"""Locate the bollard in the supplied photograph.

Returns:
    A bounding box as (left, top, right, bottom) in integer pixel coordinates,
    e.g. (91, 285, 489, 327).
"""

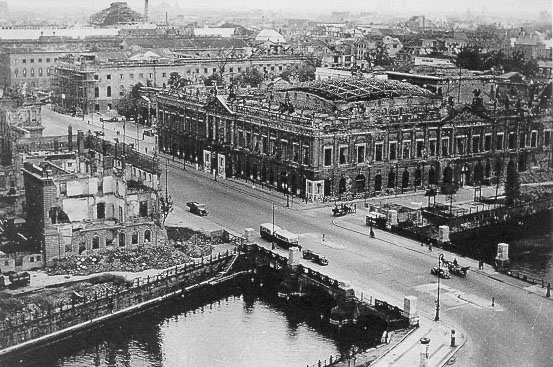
(547, 283, 551, 298)
(450, 329, 456, 347)
(492, 297, 495, 307)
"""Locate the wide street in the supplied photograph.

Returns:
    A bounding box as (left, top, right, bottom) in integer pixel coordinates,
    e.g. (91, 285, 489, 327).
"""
(165, 160, 553, 367)
(44, 111, 553, 367)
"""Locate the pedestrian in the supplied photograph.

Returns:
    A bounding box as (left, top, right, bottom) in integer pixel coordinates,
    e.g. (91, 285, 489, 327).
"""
(353, 203, 357, 213)
(429, 242, 433, 252)
(370, 228, 375, 238)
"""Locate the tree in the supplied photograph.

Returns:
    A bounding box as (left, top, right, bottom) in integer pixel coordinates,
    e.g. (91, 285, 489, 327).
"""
(159, 195, 173, 226)
(116, 82, 143, 120)
(279, 61, 316, 83)
(505, 159, 521, 206)
(233, 68, 264, 87)
(204, 73, 223, 86)
(456, 46, 483, 70)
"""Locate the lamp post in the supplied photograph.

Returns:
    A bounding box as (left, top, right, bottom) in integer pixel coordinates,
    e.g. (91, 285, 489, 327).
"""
(435, 253, 443, 321)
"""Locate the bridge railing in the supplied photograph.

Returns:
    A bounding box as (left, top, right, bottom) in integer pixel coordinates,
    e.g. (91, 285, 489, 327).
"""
(0, 249, 238, 350)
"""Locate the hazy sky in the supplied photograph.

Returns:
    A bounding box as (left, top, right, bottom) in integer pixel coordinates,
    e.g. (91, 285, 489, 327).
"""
(8, 0, 552, 15)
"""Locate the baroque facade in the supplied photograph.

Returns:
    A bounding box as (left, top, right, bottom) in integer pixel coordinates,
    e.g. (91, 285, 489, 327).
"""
(147, 77, 553, 201)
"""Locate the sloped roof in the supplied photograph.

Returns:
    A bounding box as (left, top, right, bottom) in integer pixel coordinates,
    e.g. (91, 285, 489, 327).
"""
(255, 29, 286, 43)
(284, 77, 434, 102)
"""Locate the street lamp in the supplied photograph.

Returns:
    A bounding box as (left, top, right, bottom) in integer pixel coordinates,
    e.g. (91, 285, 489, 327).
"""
(435, 253, 443, 321)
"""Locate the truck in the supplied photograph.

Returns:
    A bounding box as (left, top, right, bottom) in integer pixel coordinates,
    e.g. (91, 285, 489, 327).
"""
(186, 201, 208, 216)
(302, 249, 329, 266)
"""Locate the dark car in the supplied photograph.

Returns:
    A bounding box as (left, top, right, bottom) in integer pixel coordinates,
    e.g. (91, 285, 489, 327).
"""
(430, 267, 450, 279)
(302, 249, 329, 266)
(186, 201, 208, 216)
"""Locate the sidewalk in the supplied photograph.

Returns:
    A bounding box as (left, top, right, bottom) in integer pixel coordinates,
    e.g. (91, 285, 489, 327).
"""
(371, 317, 463, 367)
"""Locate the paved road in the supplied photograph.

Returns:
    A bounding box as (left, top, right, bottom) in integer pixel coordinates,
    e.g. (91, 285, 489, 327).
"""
(41, 111, 553, 367)
(165, 163, 553, 367)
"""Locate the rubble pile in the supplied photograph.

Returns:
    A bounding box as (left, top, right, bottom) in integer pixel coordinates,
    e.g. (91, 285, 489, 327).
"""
(46, 240, 212, 276)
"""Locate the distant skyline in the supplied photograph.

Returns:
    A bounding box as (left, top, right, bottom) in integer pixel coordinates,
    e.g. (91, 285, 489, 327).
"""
(7, 0, 552, 17)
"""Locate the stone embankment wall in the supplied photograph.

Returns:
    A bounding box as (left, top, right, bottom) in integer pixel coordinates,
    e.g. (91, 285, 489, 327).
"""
(0, 249, 238, 356)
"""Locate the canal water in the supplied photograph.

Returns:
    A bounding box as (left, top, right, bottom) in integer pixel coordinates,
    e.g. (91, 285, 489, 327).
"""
(7, 278, 382, 367)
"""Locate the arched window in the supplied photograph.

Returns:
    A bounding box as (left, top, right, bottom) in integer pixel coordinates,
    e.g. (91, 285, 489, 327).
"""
(414, 168, 422, 187)
(428, 167, 437, 185)
(14, 68, 18, 76)
(22, 68, 26, 77)
(107, 86, 112, 97)
(144, 230, 151, 243)
(132, 232, 139, 245)
(374, 174, 382, 191)
(387, 170, 395, 189)
(355, 174, 365, 193)
(339, 177, 347, 194)
(30, 68, 34, 76)
(443, 166, 453, 184)
(38, 68, 42, 76)
(402, 170, 410, 189)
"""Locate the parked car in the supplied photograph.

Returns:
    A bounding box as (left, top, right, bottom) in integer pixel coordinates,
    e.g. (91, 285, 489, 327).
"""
(302, 249, 329, 266)
(430, 267, 450, 279)
(8, 271, 30, 289)
(186, 201, 208, 216)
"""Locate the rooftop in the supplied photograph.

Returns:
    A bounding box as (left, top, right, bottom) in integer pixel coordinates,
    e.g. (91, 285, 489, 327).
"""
(284, 77, 434, 102)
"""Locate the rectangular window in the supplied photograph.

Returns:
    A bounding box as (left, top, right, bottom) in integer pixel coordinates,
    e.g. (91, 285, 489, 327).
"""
(204, 68, 208, 74)
(94, 74, 99, 80)
(508, 133, 516, 149)
(38, 58, 42, 62)
(496, 133, 504, 150)
(356, 145, 365, 163)
(139, 73, 143, 79)
(375, 143, 383, 162)
(120, 74, 124, 79)
(429, 139, 436, 156)
(46, 58, 50, 62)
(162, 72, 166, 77)
(519, 133, 526, 148)
(229, 67, 233, 72)
(339, 146, 347, 164)
(30, 58, 34, 63)
(472, 136, 480, 153)
(389, 142, 397, 160)
(22, 59, 26, 63)
(416, 140, 424, 158)
(531, 131, 537, 147)
(456, 137, 465, 155)
(324, 147, 332, 166)
(129, 73, 134, 79)
(402, 141, 411, 159)
(545, 130, 552, 147)
(107, 74, 111, 80)
(97, 203, 105, 219)
(60, 182, 67, 195)
(484, 134, 492, 151)
(441, 138, 449, 156)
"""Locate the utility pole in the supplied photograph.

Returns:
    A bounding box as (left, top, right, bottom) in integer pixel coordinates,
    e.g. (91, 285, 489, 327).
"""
(435, 254, 443, 321)
(165, 157, 169, 199)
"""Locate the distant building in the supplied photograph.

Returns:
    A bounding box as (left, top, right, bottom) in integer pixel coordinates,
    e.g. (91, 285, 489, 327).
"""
(53, 51, 305, 114)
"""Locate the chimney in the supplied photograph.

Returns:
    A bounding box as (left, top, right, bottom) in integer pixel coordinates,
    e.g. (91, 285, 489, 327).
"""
(144, 0, 149, 20)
